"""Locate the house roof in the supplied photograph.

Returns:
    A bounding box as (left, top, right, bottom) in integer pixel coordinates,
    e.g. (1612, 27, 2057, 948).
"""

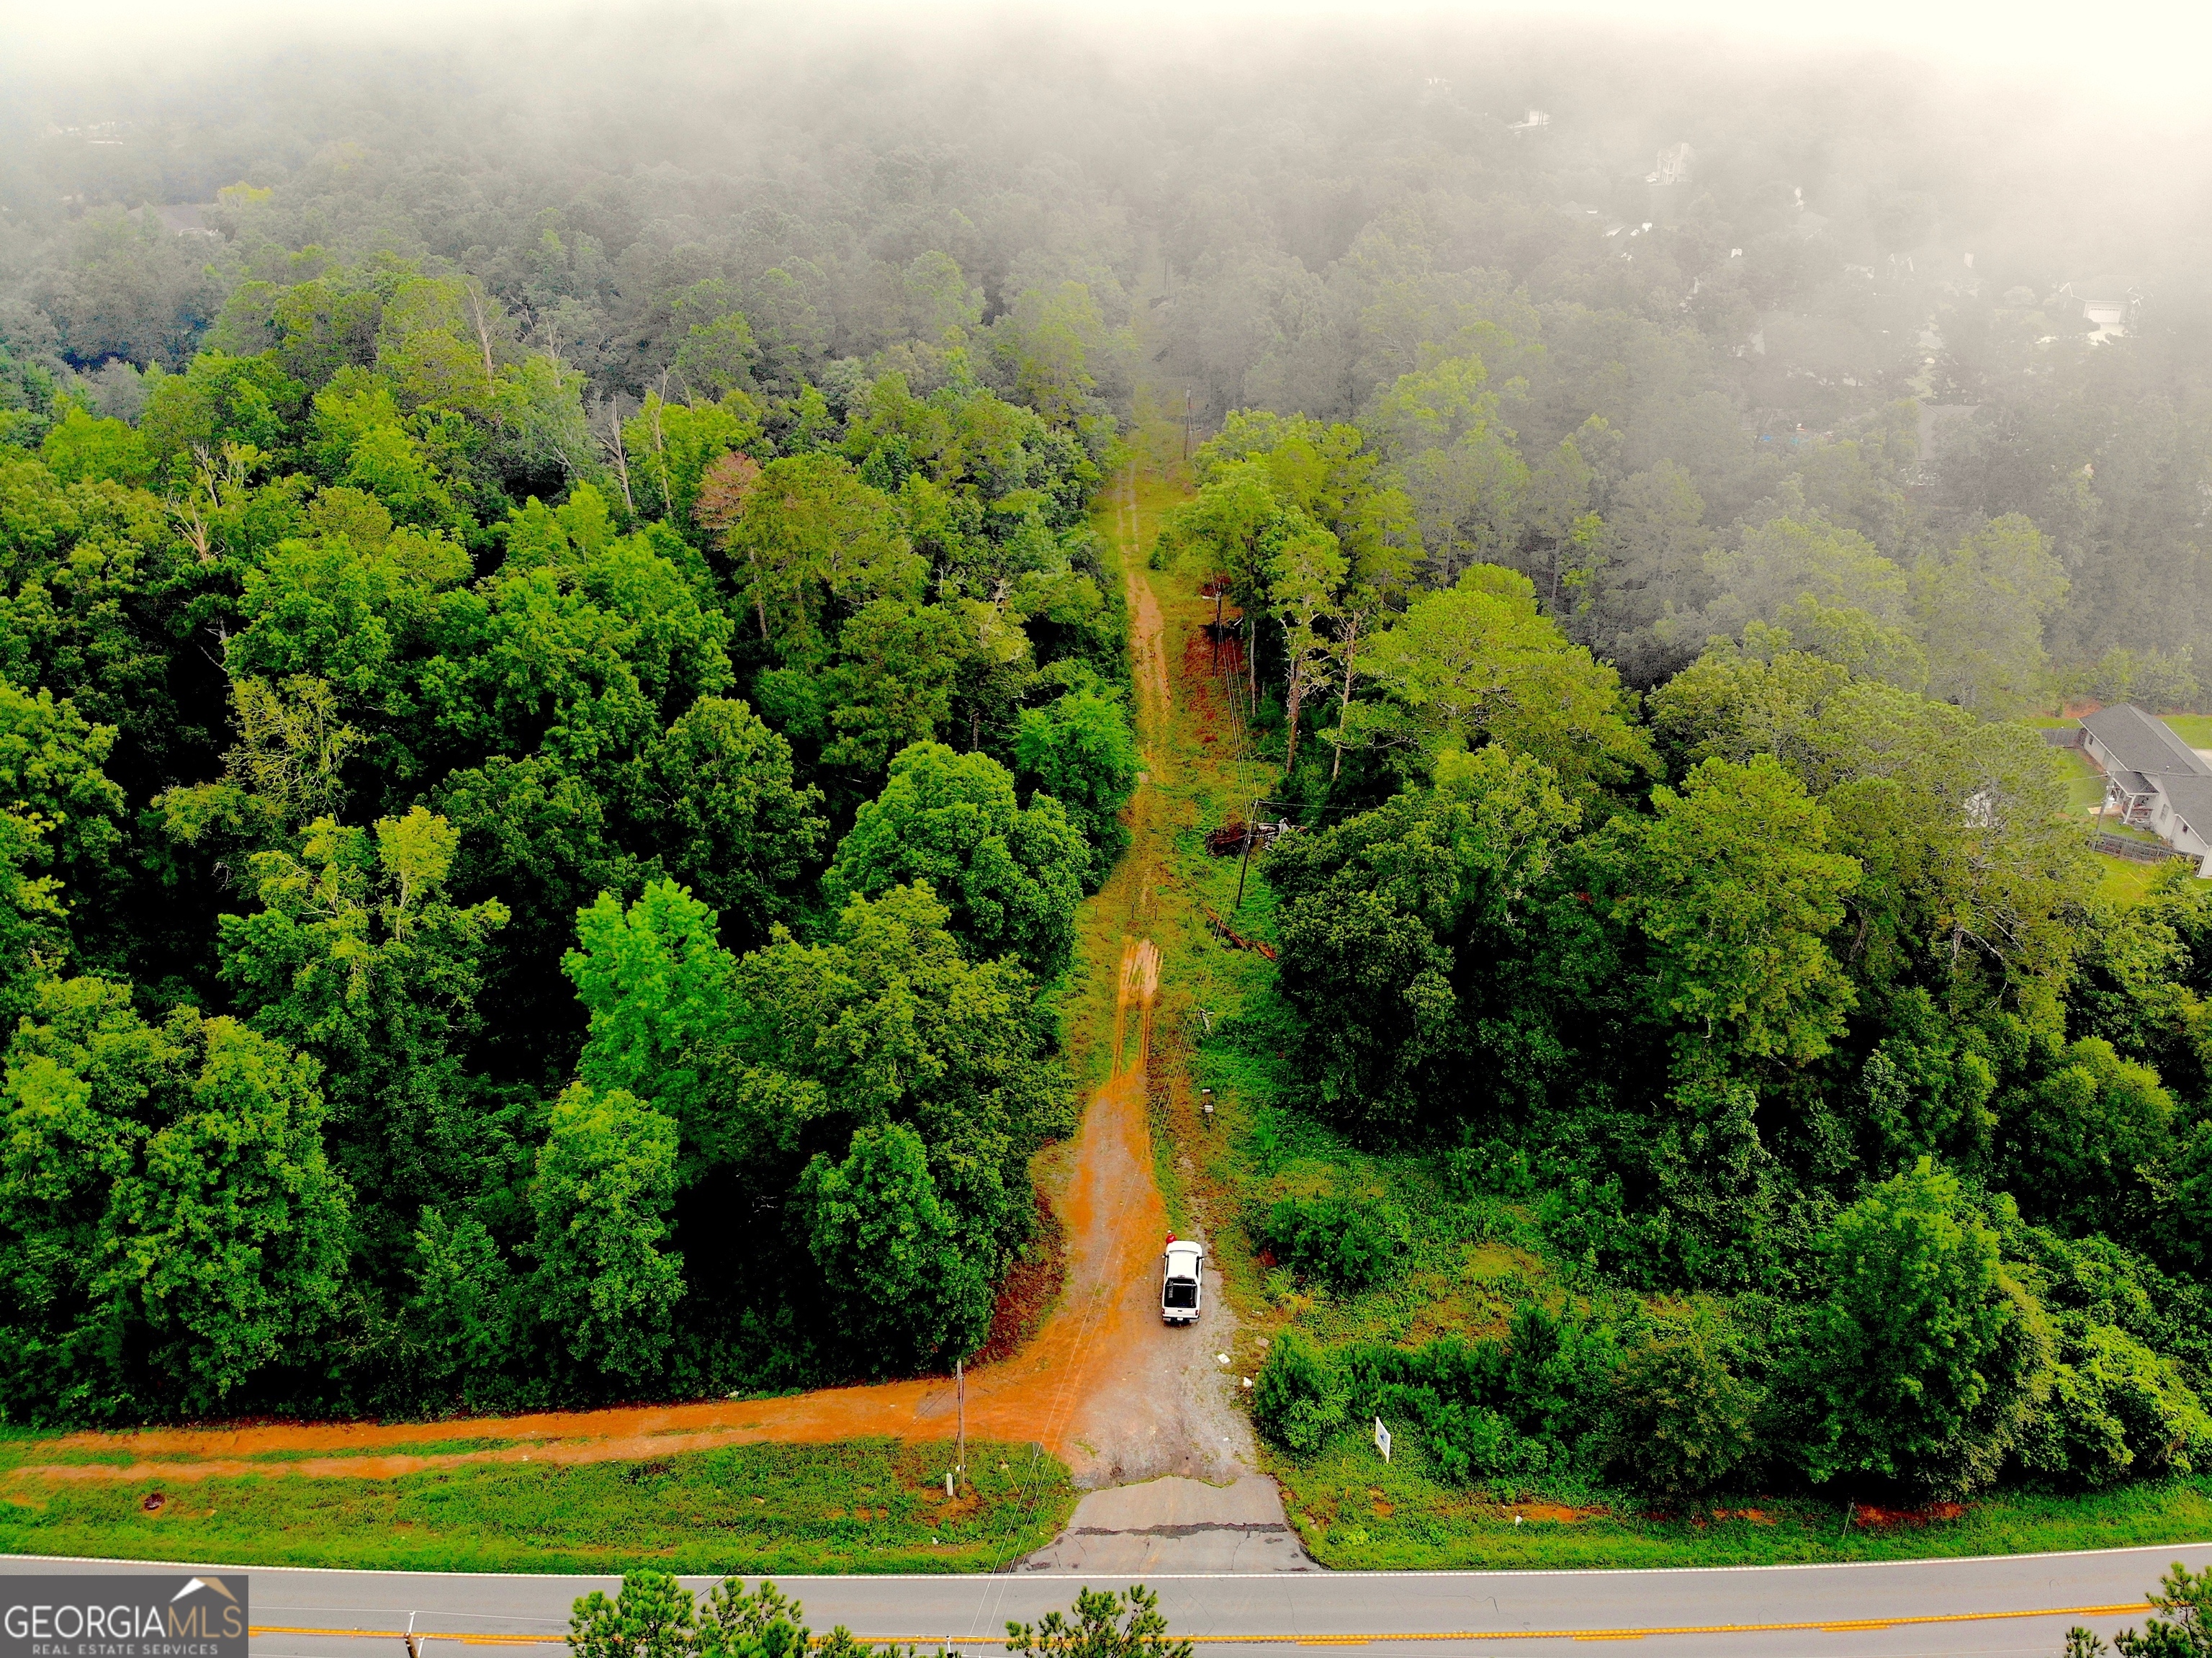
(2081, 704, 2212, 779)
(2110, 767, 2154, 797)
(2160, 774, 2212, 841)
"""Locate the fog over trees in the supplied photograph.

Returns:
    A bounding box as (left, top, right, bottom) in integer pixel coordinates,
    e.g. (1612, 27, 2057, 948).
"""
(1, 13, 2211, 1507)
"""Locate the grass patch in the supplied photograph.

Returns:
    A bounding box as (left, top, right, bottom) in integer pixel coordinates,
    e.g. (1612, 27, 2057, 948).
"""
(2098, 853, 2168, 906)
(2056, 748, 2107, 814)
(0, 1438, 1074, 1574)
(2164, 714, 2212, 749)
(1275, 1436, 2212, 1569)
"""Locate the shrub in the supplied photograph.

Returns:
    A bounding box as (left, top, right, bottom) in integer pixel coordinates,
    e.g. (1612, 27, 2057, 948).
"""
(1258, 1192, 1409, 1293)
(1793, 1157, 2045, 1497)
(1252, 1328, 1346, 1453)
(2019, 1319, 2211, 1487)
(1606, 1315, 1761, 1497)
(1336, 1307, 1621, 1490)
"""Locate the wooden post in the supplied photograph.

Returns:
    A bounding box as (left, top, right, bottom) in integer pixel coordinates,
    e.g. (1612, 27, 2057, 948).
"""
(1233, 797, 1259, 912)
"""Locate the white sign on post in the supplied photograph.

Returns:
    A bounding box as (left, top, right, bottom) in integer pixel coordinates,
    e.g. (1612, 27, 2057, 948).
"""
(1374, 1417, 1391, 1463)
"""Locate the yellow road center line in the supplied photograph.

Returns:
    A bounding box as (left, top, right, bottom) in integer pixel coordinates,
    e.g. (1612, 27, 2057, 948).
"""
(251, 1601, 2154, 1647)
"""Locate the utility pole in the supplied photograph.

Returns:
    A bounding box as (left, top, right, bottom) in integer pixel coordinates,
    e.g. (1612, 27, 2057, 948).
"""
(1233, 796, 1259, 912)
(1210, 584, 1224, 672)
(1183, 387, 1192, 466)
(956, 1358, 966, 1483)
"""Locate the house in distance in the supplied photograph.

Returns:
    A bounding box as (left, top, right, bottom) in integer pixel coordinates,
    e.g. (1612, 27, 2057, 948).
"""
(2074, 703, 2212, 875)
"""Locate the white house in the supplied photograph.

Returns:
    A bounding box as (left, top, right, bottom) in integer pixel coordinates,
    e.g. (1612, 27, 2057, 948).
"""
(2078, 703, 2212, 875)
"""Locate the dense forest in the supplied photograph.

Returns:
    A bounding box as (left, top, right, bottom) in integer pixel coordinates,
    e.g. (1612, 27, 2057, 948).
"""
(1, 19, 2210, 1510)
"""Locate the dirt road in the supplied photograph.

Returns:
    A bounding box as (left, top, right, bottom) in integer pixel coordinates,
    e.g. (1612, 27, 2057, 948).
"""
(14, 471, 1254, 1499)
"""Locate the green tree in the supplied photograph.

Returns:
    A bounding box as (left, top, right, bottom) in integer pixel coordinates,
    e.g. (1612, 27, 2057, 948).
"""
(405, 1207, 519, 1389)
(1590, 458, 1710, 644)
(158, 675, 366, 856)
(138, 352, 303, 475)
(632, 696, 825, 943)
(39, 405, 151, 488)
(1646, 653, 2096, 1014)
(1197, 409, 1416, 594)
(1700, 515, 1909, 640)
(2020, 1319, 2209, 1487)
(1341, 566, 1655, 800)
(2110, 1561, 2212, 1657)
(217, 809, 511, 1271)
(1007, 1585, 1192, 1658)
(1251, 1327, 1347, 1454)
(1598, 754, 1859, 1062)
(825, 742, 1088, 974)
(697, 1578, 818, 1658)
(737, 884, 1074, 1270)
(1266, 746, 1579, 1126)
(1375, 354, 1530, 583)
(1155, 458, 1286, 619)
(1795, 1159, 2044, 1495)
(796, 1120, 992, 1374)
(724, 455, 920, 663)
(1607, 1312, 1761, 1498)
(0, 976, 350, 1419)
(622, 391, 764, 525)
(1013, 671, 1139, 870)
(0, 675, 126, 931)
(567, 1569, 696, 1658)
(531, 1084, 684, 1383)
(1915, 515, 2069, 717)
(0, 806, 68, 1021)
(1267, 514, 1346, 770)
(1998, 1038, 2175, 1234)
(565, 880, 743, 1186)
(817, 600, 970, 772)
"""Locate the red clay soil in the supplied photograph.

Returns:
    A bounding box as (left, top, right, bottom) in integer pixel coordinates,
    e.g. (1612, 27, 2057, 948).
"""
(20, 1021, 1166, 1486)
(1852, 1502, 1969, 1528)
(12, 508, 1201, 1495)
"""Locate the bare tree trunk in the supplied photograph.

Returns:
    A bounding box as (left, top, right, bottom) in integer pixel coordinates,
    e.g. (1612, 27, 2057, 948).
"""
(600, 398, 637, 516)
(1331, 612, 1360, 782)
(465, 283, 497, 395)
(652, 372, 674, 512)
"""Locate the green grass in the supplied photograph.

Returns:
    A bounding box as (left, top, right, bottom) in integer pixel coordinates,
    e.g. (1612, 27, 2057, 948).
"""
(2056, 749, 2107, 814)
(2098, 854, 2167, 906)
(0, 1438, 1074, 1574)
(1276, 1437, 2212, 1569)
(2164, 714, 2212, 749)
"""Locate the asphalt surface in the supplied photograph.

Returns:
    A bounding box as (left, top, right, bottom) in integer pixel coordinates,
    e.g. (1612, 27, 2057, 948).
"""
(1016, 1475, 1313, 1574)
(11, 1540, 2212, 1656)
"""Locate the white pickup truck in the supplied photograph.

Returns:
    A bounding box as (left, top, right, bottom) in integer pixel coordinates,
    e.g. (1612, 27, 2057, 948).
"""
(1161, 1237, 1204, 1325)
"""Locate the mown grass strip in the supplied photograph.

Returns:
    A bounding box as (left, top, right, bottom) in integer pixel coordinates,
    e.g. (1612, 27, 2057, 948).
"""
(0, 1437, 1074, 1575)
(1275, 1438, 2212, 1570)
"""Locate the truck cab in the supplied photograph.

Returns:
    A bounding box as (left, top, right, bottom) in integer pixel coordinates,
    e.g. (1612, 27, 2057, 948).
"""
(1161, 1237, 1204, 1325)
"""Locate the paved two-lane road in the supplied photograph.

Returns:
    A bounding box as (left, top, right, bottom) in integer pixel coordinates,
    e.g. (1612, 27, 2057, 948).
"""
(11, 1542, 2212, 1655)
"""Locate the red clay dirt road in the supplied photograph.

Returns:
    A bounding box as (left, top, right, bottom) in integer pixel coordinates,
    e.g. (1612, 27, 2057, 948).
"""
(13, 480, 1252, 1495)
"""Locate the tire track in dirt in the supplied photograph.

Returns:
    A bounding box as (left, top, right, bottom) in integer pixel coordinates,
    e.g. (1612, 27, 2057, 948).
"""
(9, 470, 1232, 1496)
